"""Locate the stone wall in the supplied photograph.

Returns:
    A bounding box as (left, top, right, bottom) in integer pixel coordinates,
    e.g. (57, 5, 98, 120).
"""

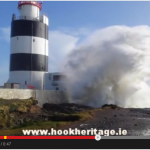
(0, 89, 69, 107)
(35, 90, 70, 106)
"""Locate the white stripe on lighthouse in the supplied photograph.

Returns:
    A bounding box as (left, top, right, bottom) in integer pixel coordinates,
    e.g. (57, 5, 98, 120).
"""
(10, 36, 48, 56)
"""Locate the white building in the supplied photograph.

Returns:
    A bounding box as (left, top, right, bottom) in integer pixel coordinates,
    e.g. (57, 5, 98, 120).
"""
(44, 72, 66, 91)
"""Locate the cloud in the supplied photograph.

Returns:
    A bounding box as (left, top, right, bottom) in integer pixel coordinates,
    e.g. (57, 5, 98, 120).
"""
(0, 27, 10, 42)
(58, 27, 92, 37)
(0, 27, 10, 85)
(0, 61, 9, 85)
(49, 30, 79, 72)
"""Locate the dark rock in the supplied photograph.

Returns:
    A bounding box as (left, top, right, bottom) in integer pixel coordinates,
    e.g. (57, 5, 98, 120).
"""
(48, 115, 80, 121)
(101, 104, 120, 109)
(32, 100, 38, 105)
(43, 103, 93, 114)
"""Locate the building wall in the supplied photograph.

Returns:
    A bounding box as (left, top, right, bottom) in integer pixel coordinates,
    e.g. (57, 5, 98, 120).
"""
(35, 90, 69, 106)
(0, 89, 69, 107)
(0, 89, 35, 100)
(44, 72, 66, 91)
(9, 71, 46, 89)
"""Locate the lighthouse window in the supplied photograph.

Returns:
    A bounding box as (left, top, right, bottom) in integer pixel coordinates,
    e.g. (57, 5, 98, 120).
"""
(53, 75, 61, 81)
(56, 88, 59, 90)
(17, 37, 18, 40)
(33, 39, 35, 42)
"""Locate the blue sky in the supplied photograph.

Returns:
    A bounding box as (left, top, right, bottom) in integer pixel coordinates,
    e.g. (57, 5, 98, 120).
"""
(0, 1, 150, 85)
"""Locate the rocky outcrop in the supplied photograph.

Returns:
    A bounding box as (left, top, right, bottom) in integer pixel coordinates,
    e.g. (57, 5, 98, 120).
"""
(101, 104, 121, 109)
(0, 99, 94, 130)
(43, 103, 93, 114)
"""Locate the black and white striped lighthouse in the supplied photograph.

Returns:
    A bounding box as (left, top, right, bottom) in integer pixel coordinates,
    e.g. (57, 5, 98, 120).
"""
(8, 1, 49, 89)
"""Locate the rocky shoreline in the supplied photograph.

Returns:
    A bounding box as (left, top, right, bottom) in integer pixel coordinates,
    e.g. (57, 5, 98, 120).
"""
(0, 98, 150, 136)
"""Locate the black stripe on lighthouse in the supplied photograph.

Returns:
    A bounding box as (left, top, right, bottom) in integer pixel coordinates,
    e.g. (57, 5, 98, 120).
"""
(11, 20, 48, 40)
(10, 53, 48, 71)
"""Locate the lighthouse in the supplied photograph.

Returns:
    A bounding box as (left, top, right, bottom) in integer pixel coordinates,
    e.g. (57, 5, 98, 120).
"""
(8, 1, 49, 89)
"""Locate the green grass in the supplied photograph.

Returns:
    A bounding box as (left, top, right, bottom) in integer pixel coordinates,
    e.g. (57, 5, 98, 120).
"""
(0, 121, 67, 136)
(0, 109, 101, 136)
(0, 98, 102, 136)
